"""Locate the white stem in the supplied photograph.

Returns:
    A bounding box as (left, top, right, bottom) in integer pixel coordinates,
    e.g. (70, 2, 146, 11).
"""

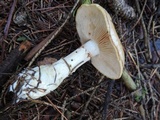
(10, 40, 99, 102)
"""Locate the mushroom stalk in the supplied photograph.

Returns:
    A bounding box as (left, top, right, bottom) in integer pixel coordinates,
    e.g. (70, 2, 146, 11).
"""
(10, 40, 99, 102)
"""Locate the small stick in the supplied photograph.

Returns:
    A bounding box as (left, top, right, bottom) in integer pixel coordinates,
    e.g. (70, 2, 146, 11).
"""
(79, 76, 104, 120)
(102, 79, 115, 120)
(67, 86, 102, 102)
(45, 96, 68, 120)
(4, 0, 17, 39)
(143, 72, 157, 120)
(135, 0, 152, 61)
(140, 64, 160, 68)
(110, 103, 141, 119)
(155, 72, 160, 80)
(0, 0, 17, 61)
(61, 100, 67, 120)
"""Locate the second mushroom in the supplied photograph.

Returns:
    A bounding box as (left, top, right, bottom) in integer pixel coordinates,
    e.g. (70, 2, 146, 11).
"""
(9, 4, 125, 103)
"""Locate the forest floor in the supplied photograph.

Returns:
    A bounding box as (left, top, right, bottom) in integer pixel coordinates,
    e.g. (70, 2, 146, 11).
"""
(0, 0, 160, 120)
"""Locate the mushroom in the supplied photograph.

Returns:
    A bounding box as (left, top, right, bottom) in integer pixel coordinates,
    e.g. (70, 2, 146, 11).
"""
(9, 4, 124, 103)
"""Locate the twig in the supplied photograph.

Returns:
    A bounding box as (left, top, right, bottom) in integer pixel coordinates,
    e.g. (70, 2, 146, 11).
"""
(67, 84, 102, 102)
(33, 104, 40, 120)
(0, 0, 17, 62)
(143, 72, 157, 120)
(133, 32, 141, 82)
(24, 6, 38, 41)
(79, 76, 104, 120)
(29, 99, 72, 113)
(4, 0, 17, 39)
(139, 104, 146, 120)
(41, 40, 76, 56)
(155, 72, 160, 80)
(135, 0, 152, 61)
(155, 102, 160, 120)
(148, 81, 156, 120)
(110, 103, 141, 119)
(61, 100, 67, 120)
(102, 79, 115, 120)
(152, 20, 160, 61)
(29, 98, 80, 116)
(25, 0, 81, 67)
(45, 96, 68, 120)
(111, 88, 142, 104)
(140, 63, 160, 68)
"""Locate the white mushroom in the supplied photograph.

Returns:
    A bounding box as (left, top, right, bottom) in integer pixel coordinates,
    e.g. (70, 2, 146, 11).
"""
(9, 4, 125, 103)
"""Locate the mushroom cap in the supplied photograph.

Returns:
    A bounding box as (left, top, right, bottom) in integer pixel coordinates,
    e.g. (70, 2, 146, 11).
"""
(76, 4, 125, 79)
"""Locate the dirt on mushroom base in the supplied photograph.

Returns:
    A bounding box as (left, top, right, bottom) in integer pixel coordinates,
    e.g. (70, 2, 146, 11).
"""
(0, 0, 160, 120)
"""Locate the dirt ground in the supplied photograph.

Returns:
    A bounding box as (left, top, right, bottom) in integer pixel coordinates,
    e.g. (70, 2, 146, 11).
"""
(0, 0, 160, 120)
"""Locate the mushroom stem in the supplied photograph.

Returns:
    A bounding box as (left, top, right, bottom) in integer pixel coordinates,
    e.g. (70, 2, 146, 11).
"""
(10, 40, 99, 102)
(63, 39, 99, 73)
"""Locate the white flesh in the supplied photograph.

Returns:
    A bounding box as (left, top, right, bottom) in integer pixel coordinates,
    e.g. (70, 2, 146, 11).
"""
(10, 40, 99, 102)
